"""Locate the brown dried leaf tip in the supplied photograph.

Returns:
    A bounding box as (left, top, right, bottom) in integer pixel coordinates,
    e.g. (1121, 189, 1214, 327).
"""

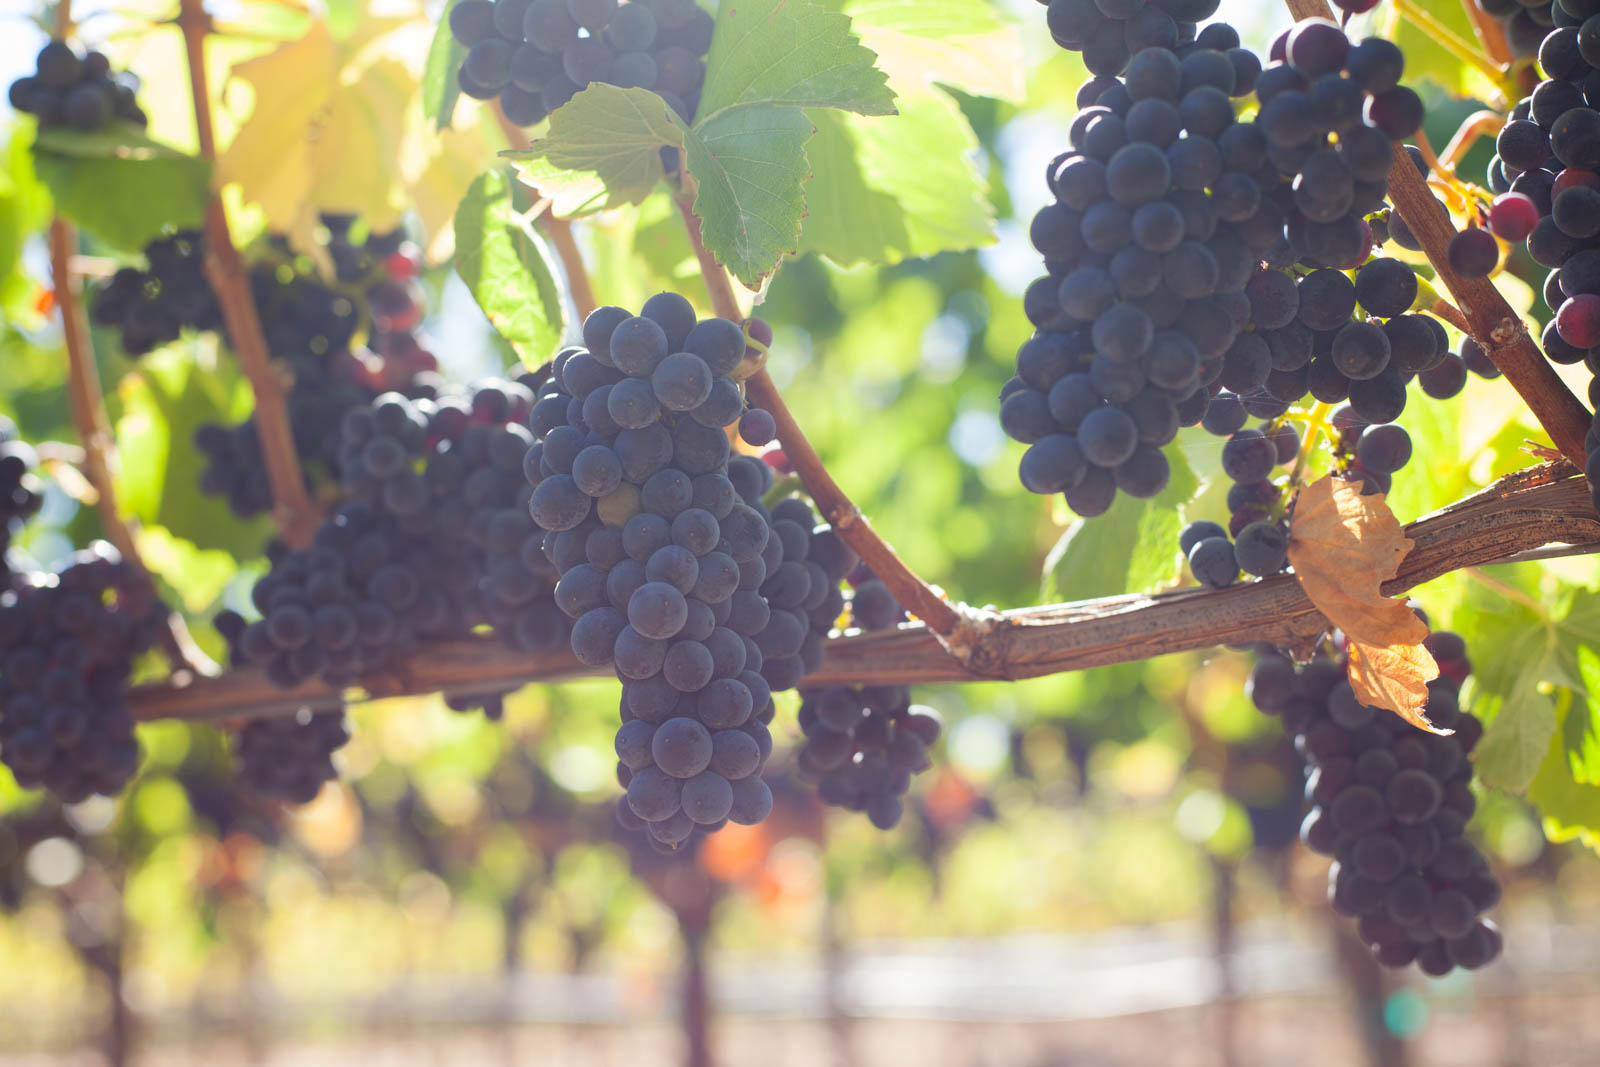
(1286, 475, 1445, 732)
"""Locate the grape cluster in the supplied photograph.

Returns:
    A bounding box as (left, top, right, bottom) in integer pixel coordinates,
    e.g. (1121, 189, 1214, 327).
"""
(1008, 35, 1268, 517)
(1248, 627, 1503, 975)
(1010, 16, 1452, 521)
(213, 610, 349, 804)
(7, 41, 146, 131)
(449, 0, 714, 126)
(1040, 0, 1228, 78)
(796, 574, 943, 830)
(177, 221, 438, 519)
(0, 418, 43, 580)
(1475, 0, 1562, 58)
(231, 379, 567, 694)
(93, 231, 223, 357)
(0, 545, 164, 802)
(1487, 38, 1600, 374)
(321, 217, 442, 392)
(525, 296, 793, 847)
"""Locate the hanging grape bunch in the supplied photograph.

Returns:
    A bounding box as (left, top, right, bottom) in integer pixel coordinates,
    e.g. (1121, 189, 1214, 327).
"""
(795, 571, 943, 830)
(448, 0, 715, 126)
(0, 544, 165, 803)
(213, 610, 351, 805)
(93, 231, 223, 357)
(322, 217, 442, 392)
(183, 221, 437, 519)
(524, 295, 787, 848)
(7, 41, 147, 131)
(230, 378, 567, 695)
(1249, 625, 1502, 976)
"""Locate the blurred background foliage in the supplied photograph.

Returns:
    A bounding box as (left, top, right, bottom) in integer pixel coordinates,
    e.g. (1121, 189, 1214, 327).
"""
(1, 0, 1600, 1064)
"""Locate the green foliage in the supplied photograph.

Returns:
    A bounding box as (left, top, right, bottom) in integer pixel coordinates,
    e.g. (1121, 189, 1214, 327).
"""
(31, 125, 209, 252)
(1470, 584, 1600, 793)
(453, 168, 567, 368)
(799, 0, 1020, 266)
(510, 85, 690, 215)
(512, 0, 897, 286)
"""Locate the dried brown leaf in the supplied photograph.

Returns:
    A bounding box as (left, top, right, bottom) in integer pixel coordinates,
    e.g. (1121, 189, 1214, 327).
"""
(1348, 641, 1446, 734)
(1287, 475, 1442, 729)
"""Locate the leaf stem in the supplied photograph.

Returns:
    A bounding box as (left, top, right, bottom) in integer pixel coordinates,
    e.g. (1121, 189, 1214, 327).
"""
(490, 101, 597, 320)
(177, 0, 319, 548)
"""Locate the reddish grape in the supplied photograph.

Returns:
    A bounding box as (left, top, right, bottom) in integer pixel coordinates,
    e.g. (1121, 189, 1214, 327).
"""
(1553, 168, 1600, 197)
(1488, 192, 1539, 242)
(1557, 294, 1600, 348)
(384, 250, 420, 281)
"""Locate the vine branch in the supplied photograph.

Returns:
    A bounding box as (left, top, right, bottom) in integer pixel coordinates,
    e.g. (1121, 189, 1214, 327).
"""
(176, 0, 318, 548)
(491, 103, 597, 321)
(126, 463, 1600, 722)
(45, 7, 215, 678)
(1290, 0, 1592, 469)
(671, 196, 965, 637)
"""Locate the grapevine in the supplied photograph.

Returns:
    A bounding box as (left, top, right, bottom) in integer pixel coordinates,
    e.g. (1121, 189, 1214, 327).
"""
(8, 0, 1600, 1016)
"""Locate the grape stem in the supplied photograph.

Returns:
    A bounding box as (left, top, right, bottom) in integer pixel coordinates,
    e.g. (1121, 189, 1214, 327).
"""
(672, 194, 966, 638)
(490, 101, 597, 320)
(1287, 401, 1333, 493)
(176, 0, 320, 549)
(125, 467, 1600, 722)
(1458, 0, 1512, 68)
(46, 3, 218, 680)
(1386, 142, 1593, 467)
(1438, 110, 1506, 179)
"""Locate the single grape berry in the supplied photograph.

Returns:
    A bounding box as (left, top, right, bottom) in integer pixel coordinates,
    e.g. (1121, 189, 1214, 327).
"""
(1447, 228, 1498, 279)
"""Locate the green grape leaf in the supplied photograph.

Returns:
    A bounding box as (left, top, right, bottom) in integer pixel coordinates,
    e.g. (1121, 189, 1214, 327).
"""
(1041, 450, 1199, 604)
(1568, 648, 1600, 785)
(1530, 698, 1600, 854)
(1475, 689, 1559, 794)
(423, 0, 468, 132)
(1470, 589, 1600, 792)
(507, 84, 688, 216)
(114, 349, 275, 560)
(514, 0, 898, 287)
(697, 0, 895, 119)
(32, 140, 210, 252)
(796, 0, 1017, 268)
(680, 107, 816, 288)
(800, 91, 992, 266)
(454, 168, 567, 369)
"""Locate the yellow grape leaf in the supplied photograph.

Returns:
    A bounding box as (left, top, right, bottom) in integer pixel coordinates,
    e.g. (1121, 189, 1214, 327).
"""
(217, 17, 423, 240)
(1286, 475, 1443, 730)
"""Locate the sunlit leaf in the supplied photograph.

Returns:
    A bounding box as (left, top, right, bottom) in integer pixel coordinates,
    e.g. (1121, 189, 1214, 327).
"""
(453, 168, 567, 369)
